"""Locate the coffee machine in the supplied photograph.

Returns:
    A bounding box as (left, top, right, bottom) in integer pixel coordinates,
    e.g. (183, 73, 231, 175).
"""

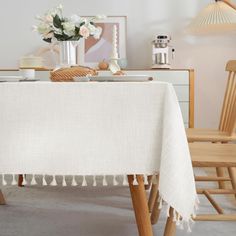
(151, 35, 175, 69)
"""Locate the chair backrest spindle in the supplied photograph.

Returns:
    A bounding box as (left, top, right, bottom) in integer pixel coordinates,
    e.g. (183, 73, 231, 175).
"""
(219, 61, 236, 135)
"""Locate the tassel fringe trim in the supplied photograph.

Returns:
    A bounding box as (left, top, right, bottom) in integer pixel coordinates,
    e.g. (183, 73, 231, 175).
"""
(157, 194, 199, 233)
(0, 173, 198, 232)
(0, 174, 153, 187)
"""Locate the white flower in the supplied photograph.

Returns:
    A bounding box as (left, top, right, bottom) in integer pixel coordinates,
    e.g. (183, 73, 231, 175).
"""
(70, 14, 82, 24)
(70, 14, 84, 28)
(62, 21, 75, 36)
(94, 14, 107, 20)
(37, 22, 51, 34)
(57, 4, 63, 11)
(79, 25, 90, 39)
(93, 26, 102, 39)
(46, 9, 57, 17)
(87, 23, 97, 34)
(47, 4, 62, 17)
(80, 17, 87, 24)
(43, 15, 53, 24)
(35, 6, 104, 42)
(54, 28, 63, 35)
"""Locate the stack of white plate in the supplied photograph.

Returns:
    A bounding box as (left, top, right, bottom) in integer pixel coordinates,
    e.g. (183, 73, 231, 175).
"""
(0, 76, 39, 82)
(73, 75, 153, 82)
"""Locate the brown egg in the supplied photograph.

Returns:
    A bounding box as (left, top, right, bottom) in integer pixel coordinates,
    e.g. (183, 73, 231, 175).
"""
(98, 60, 109, 70)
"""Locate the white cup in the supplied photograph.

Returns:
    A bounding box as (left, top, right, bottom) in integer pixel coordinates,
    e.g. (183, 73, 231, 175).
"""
(20, 69, 35, 80)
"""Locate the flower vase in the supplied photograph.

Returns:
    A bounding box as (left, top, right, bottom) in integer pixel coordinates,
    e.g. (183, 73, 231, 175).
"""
(59, 41, 78, 67)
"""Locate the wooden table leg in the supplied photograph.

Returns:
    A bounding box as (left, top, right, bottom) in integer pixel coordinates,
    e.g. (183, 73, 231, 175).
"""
(164, 207, 176, 236)
(144, 175, 153, 190)
(0, 189, 6, 205)
(18, 174, 24, 187)
(148, 183, 158, 213)
(151, 191, 161, 225)
(128, 175, 153, 236)
(148, 175, 159, 213)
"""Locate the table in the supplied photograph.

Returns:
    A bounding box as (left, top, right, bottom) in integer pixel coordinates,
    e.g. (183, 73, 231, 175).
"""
(0, 81, 197, 235)
(0, 68, 195, 128)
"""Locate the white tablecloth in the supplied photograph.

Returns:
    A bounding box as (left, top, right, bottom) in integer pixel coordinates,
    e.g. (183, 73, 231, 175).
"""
(0, 81, 197, 225)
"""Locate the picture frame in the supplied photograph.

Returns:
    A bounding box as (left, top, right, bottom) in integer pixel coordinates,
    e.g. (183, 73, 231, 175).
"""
(77, 16, 127, 68)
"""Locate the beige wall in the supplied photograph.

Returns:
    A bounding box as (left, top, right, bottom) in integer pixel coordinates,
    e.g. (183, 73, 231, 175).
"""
(0, 0, 235, 128)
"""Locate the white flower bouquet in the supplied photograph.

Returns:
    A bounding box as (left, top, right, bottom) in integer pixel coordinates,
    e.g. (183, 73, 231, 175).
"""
(33, 4, 106, 43)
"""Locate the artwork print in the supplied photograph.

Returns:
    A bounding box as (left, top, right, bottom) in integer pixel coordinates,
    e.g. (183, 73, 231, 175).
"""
(77, 16, 126, 67)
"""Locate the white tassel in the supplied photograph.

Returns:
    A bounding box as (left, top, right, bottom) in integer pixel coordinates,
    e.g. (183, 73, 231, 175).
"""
(151, 175, 158, 184)
(122, 175, 129, 186)
(22, 175, 27, 185)
(166, 204, 170, 217)
(176, 213, 181, 226)
(195, 197, 200, 211)
(92, 175, 97, 186)
(179, 221, 184, 230)
(12, 174, 17, 185)
(42, 175, 47, 186)
(144, 175, 149, 185)
(196, 196, 200, 204)
(31, 175, 37, 185)
(102, 175, 108, 186)
(189, 218, 195, 224)
(187, 222, 192, 233)
(113, 175, 119, 186)
(71, 176, 77, 186)
(2, 174, 7, 186)
(50, 175, 57, 186)
(62, 175, 67, 186)
(173, 210, 178, 222)
(82, 176, 87, 186)
(158, 196, 163, 209)
(133, 175, 139, 185)
(187, 226, 192, 233)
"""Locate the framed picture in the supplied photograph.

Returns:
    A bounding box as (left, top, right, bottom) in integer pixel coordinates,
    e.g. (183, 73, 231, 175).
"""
(77, 16, 127, 68)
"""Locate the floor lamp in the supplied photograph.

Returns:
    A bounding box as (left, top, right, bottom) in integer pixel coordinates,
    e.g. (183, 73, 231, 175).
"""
(187, 0, 236, 34)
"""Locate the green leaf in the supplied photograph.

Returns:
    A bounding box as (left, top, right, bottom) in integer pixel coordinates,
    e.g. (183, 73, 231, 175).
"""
(43, 38, 52, 43)
(75, 26, 80, 35)
(53, 14, 62, 28)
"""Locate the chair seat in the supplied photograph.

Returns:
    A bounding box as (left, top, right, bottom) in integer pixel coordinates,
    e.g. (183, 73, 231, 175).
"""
(190, 143, 236, 167)
(186, 128, 236, 142)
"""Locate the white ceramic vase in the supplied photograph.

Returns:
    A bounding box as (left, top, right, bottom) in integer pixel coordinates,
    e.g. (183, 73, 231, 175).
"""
(59, 41, 78, 67)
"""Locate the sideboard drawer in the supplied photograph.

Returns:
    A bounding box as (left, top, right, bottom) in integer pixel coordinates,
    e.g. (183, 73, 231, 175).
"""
(179, 102, 189, 124)
(174, 85, 189, 102)
(117, 70, 189, 85)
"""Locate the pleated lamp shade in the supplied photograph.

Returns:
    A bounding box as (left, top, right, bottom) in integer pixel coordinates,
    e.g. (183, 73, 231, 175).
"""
(187, 1, 236, 34)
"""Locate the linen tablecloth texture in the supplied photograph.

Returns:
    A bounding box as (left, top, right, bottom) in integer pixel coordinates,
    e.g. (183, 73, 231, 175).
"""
(0, 82, 197, 224)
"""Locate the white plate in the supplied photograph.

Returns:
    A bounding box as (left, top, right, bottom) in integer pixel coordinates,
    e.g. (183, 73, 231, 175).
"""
(0, 75, 24, 82)
(87, 75, 152, 82)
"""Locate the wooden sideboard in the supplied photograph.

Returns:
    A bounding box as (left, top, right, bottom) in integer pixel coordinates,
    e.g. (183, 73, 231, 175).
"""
(0, 69, 194, 128)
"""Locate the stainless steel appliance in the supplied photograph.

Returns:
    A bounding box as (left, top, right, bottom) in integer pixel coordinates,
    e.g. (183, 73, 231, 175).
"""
(151, 35, 175, 69)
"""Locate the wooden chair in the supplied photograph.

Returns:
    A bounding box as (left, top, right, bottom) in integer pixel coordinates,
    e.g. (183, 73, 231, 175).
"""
(190, 143, 236, 222)
(150, 143, 236, 235)
(186, 60, 236, 189)
(186, 60, 236, 143)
